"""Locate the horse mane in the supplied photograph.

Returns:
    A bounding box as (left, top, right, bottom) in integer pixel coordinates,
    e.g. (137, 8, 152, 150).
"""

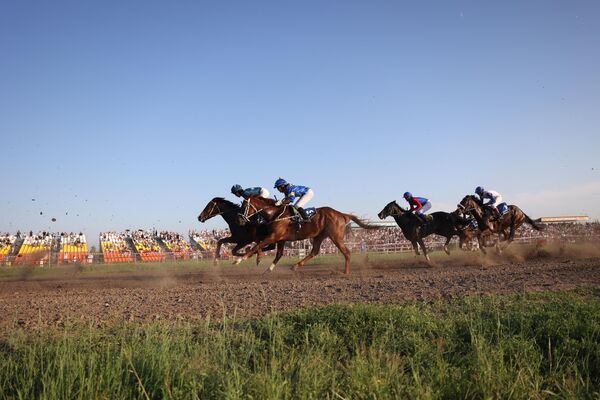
(392, 200, 409, 213)
(212, 197, 240, 209)
(243, 196, 279, 207)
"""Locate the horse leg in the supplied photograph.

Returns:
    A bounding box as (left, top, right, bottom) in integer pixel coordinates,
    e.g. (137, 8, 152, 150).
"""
(267, 241, 286, 272)
(418, 239, 431, 263)
(293, 235, 326, 272)
(411, 241, 420, 256)
(477, 235, 487, 255)
(235, 236, 277, 264)
(329, 235, 352, 274)
(443, 236, 451, 255)
(215, 237, 236, 264)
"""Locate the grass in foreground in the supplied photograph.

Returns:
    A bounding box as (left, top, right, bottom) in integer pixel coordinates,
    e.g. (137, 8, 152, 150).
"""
(1, 289, 600, 399)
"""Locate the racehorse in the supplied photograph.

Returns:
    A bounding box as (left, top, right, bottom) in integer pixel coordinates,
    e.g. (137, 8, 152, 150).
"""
(377, 201, 469, 261)
(234, 196, 380, 274)
(457, 195, 543, 251)
(197, 197, 284, 264)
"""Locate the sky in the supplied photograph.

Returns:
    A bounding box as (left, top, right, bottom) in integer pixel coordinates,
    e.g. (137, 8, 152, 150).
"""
(1, 0, 599, 246)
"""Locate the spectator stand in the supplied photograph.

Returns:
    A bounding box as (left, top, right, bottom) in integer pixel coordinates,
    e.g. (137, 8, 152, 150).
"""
(130, 230, 165, 262)
(0, 233, 17, 264)
(14, 231, 53, 265)
(100, 232, 134, 263)
(58, 232, 89, 264)
(157, 231, 194, 260)
(189, 229, 231, 258)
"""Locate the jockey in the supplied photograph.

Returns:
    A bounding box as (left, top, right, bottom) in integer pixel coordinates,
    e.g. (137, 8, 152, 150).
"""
(403, 192, 431, 221)
(475, 186, 503, 218)
(231, 184, 270, 199)
(273, 178, 314, 220)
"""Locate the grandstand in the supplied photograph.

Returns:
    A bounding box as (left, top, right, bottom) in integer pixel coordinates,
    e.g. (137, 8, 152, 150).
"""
(100, 232, 134, 263)
(0, 234, 16, 264)
(130, 230, 165, 262)
(158, 231, 193, 260)
(14, 232, 52, 265)
(58, 232, 89, 264)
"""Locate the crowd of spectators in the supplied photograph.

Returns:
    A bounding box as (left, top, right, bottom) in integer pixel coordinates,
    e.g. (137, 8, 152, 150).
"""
(159, 231, 192, 253)
(59, 232, 86, 246)
(0, 233, 15, 248)
(0, 233, 16, 254)
(131, 230, 162, 253)
(22, 231, 53, 248)
(518, 222, 600, 240)
(100, 231, 131, 254)
(189, 229, 230, 251)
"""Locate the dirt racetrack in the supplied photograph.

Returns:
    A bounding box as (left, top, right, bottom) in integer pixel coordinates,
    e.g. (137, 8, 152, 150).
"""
(1, 243, 600, 330)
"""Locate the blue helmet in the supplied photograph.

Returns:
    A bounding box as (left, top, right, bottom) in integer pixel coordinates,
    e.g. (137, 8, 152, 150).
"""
(475, 186, 484, 195)
(274, 178, 288, 188)
(403, 192, 412, 199)
(231, 184, 243, 194)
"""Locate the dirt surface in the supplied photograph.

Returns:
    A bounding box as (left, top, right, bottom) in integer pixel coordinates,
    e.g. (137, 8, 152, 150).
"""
(2, 247, 600, 330)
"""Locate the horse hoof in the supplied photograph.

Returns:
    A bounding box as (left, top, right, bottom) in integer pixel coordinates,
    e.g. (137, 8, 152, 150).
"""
(233, 258, 243, 265)
(269, 263, 276, 271)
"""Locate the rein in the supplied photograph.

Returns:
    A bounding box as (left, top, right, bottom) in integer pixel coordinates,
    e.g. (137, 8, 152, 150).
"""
(206, 200, 236, 219)
(241, 200, 296, 224)
(240, 199, 266, 223)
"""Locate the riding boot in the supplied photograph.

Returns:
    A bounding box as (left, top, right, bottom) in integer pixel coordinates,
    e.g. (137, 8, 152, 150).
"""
(493, 208, 500, 220)
(297, 207, 309, 222)
(415, 213, 425, 223)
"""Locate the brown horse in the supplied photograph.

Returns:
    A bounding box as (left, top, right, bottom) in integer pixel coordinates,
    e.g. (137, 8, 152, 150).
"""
(457, 195, 543, 251)
(235, 196, 380, 274)
(197, 197, 285, 265)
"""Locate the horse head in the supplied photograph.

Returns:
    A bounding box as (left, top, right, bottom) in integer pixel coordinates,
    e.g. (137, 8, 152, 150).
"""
(198, 197, 238, 222)
(378, 201, 407, 220)
(457, 195, 482, 212)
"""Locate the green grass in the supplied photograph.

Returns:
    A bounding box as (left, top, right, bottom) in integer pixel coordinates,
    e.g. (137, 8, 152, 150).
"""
(2, 289, 600, 399)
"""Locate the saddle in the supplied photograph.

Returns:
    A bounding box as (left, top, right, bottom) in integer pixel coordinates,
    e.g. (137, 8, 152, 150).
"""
(486, 203, 509, 222)
(292, 207, 317, 223)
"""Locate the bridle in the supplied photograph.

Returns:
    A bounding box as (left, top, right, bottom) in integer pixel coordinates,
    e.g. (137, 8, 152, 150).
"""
(202, 200, 234, 221)
(385, 202, 409, 218)
(239, 198, 265, 223)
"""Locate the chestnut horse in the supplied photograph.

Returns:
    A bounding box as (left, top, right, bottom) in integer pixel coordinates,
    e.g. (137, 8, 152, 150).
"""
(197, 197, 284, 264)
(235, 196, 380, 274)
(457, 195, 543, 251)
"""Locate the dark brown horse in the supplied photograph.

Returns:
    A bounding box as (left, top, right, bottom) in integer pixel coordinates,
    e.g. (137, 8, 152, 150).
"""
(457, 195, 543, 251)
(197, 197, 284, 264)
(377, 201, 470, 261)
(234, 196, 380, 274)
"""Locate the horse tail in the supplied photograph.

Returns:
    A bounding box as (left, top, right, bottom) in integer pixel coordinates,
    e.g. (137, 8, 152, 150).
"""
(345, 214, 380, 230)
(524, 213, 544, 231)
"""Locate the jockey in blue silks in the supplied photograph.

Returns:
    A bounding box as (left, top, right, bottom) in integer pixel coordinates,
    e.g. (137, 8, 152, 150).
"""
(231, 184, 270, 200)
(273, 178, 314, 221)
(403, 192, 432, 222)
(475, 186, 505, 218)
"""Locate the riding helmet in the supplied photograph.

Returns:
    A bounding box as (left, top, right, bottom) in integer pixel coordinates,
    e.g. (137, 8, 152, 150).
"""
(274, 178, 288, 188)
(231, 184, 243, 194)
(475, 186, 484, 195)
(403, 192, 412, 199)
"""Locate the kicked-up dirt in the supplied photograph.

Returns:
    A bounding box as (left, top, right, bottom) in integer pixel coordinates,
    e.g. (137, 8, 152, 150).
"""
(1, 243, 600, 330)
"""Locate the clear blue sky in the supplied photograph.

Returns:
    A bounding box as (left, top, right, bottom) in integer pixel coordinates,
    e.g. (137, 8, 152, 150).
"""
(1, 1, 599, 245)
